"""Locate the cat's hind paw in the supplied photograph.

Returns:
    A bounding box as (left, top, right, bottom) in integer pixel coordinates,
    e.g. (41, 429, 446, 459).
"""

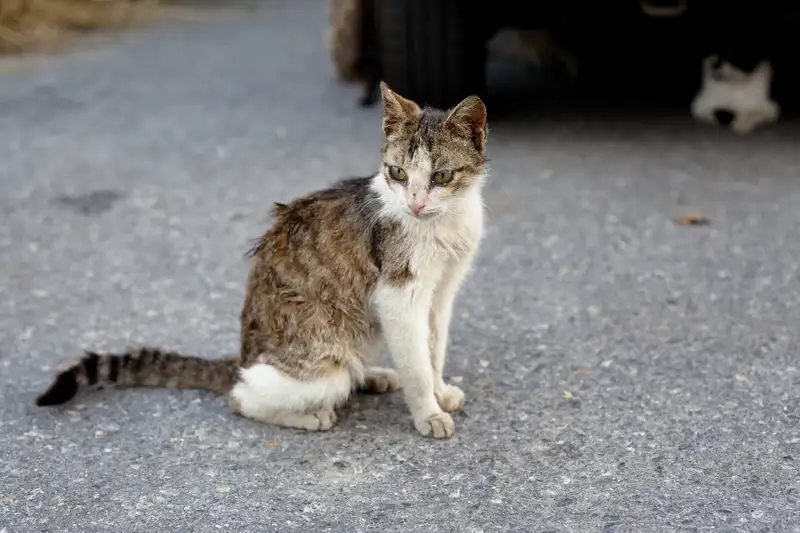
(360, 367, 401, 394)
(435, 384, 465, 413)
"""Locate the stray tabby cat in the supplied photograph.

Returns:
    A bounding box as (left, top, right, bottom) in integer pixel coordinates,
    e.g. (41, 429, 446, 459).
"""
(36, 82, 489, 439)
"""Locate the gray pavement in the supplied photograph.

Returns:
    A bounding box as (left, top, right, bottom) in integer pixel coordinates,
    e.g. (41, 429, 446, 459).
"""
(1, 1, 800, 532)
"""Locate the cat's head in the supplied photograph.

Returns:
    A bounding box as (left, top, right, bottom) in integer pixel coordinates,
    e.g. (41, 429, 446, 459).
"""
(704, 54, 771, 85)
(376, 82, 487, 221)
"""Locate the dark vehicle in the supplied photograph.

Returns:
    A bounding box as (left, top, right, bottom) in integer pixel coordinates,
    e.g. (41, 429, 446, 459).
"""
(327, 0, 796, 111)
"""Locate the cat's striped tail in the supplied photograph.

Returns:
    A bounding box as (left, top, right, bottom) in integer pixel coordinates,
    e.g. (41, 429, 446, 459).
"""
(35, 347, 239, 406)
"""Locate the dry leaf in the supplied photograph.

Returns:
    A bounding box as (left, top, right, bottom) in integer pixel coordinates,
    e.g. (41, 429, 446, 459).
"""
(266, 440, 279, 447)
(562, 391, 575, 401)
(735, 374, 747, 382)
(676, 213, 710, 226)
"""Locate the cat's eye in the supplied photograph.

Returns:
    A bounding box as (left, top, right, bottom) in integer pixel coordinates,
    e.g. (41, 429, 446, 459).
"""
(388, 166, 407, 182)
(432, 170, 454, 185)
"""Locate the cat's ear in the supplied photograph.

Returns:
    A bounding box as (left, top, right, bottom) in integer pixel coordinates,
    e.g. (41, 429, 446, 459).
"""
(445, 95, 487, 153)
(380, 82, 420, 137)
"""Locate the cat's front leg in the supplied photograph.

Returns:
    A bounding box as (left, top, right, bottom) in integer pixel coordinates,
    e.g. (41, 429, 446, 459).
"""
(429, 257, 473, 413)
(374, 282, 454, 438)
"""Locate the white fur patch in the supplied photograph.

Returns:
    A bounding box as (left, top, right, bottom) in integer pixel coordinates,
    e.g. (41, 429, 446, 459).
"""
(369, 169, 484, 422)
(691, 55, 780, 134)
(230, 364, 352, 420)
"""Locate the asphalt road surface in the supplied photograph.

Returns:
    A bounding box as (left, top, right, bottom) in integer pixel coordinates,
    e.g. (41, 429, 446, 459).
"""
(1, 1, 799, 532)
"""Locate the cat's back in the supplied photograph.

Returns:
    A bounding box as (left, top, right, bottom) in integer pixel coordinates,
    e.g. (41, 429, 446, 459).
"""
(246, 176, 382, 293)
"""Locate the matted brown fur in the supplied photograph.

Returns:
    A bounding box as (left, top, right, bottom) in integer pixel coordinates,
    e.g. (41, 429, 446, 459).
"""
(241, 177, 393, 381)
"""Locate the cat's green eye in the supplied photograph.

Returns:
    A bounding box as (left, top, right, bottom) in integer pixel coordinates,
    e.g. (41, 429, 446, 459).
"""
(432, 170, 454, 185)
(388, 166, 408, 182)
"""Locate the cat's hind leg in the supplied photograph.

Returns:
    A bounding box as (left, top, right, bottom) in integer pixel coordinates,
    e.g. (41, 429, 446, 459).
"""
(356, 326, 401, 394)
(360, 366, 401, 394)
(356, 331, 401, 394)
(228, 363, 351, 431)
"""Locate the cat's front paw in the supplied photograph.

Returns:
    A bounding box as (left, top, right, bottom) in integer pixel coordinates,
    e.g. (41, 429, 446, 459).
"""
(414, 411, 455, 439)
(435, 384, 465, 413)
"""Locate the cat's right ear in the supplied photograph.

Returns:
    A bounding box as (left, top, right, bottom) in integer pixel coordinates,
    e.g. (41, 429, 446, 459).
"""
(380, 81, 420, 137)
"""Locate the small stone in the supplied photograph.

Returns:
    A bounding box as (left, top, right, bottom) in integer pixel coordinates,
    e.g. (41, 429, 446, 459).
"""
(451, 376, 464, 383)
(215, 486, 231, 494)
(676, 213, 710, 226)
(479, 360, 490, 368)
(94, 431, 106, 439)
(562, 391, 575, 401)
(735, 374, 747, 382)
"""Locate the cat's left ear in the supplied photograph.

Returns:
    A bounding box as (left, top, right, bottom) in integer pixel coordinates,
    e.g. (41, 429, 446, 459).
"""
(445, 95, 487, 153)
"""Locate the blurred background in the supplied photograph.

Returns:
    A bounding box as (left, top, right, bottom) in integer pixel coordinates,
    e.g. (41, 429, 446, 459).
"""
(2, 1, 800, 531)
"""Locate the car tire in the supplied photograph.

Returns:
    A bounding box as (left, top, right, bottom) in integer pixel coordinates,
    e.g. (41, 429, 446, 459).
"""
(375, 0, 487, 109)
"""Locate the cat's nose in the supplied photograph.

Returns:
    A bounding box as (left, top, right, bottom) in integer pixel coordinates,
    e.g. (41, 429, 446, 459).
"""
(407, 188, 428, 216)
(714, 109, 735, 125)
(408, 201, 425, 215)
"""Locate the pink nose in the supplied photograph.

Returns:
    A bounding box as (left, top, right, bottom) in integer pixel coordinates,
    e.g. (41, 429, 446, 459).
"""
(408, 202, 424, 215)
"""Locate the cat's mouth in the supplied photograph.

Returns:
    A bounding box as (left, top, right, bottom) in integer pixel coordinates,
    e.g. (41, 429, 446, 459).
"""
(408, 209, 440, 221)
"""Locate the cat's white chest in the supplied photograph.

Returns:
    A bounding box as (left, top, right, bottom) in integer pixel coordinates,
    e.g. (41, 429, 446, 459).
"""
(407, 198, 483, 286)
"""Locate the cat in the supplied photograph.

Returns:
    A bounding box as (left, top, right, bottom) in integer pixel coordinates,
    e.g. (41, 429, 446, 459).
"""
(35, 82, 489, 439)
(691, 53, 779, 134)
(690, 6, 800, 134)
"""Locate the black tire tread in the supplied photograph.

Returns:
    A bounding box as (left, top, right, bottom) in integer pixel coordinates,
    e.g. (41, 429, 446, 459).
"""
(376, 0, 485, 109)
